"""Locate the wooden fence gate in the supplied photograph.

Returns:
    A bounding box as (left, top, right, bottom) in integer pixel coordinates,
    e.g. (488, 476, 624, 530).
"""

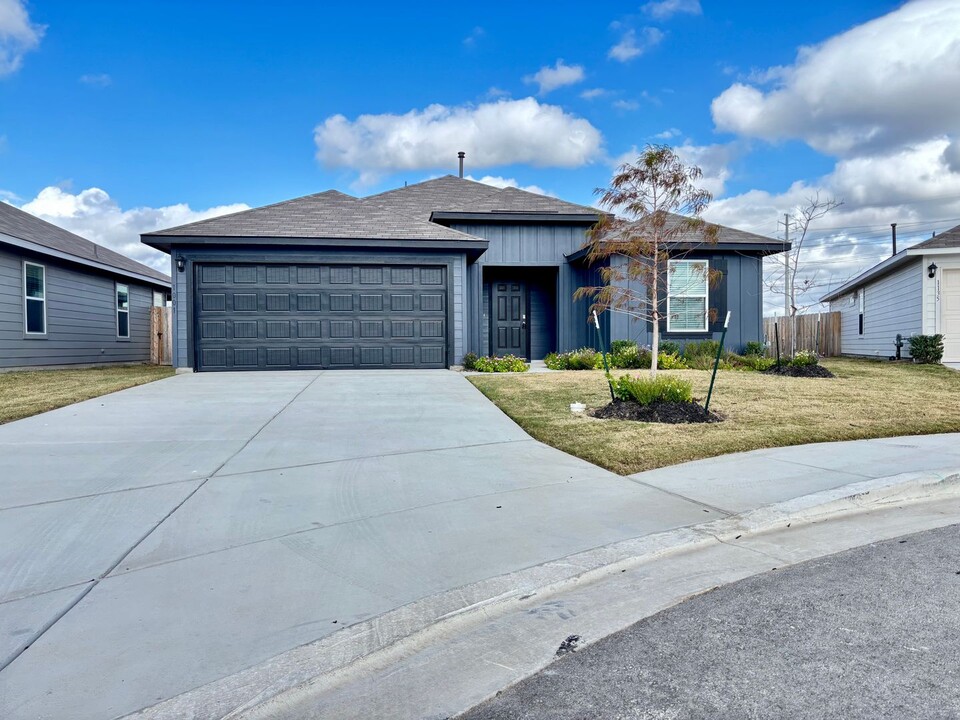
(763, 312, 842, 357)
(150, 306, 173, 365)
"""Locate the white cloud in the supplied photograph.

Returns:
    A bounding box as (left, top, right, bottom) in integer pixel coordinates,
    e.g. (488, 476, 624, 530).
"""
(704, 139, 960, 313)
(642, 0, 702, 20)
(79, 73, 111, 87)
(314, 97, 604, 185)
(612, 99, 639, 111)
(608, 27, 663, 62)
(462, 26, 484, 48)
(523, 59, 585, 95)
(17, 186, 249, 271)
(464, 175, 553, 197)
(654, 128, 682, 139)
(0, 0, 44, 75)
(580, 87, 607, 100)
(711, 0, 960, 156)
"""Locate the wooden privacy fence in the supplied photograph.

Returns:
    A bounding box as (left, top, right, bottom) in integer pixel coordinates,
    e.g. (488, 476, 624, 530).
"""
(150, 306, 172, 365)
(763, 312, 842, 357)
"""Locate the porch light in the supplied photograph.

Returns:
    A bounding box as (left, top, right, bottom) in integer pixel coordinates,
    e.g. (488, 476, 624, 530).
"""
(928, 262, 938, 278)
(176, 257, 185, 273)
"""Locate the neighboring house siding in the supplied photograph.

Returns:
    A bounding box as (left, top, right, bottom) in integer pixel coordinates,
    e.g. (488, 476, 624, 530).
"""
(608, 252, 764, 352)
(0, 246, 155, 369)
(830, 259, 922, 358)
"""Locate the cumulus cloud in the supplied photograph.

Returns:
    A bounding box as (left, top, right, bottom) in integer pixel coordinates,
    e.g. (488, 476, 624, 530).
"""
(613, 140, 740, 199)
(580, 87, 607, 100)
(704, 139, 960, 313)
(612, 99, 640, 111)
(523, 59, 585, 95)
(0, 0, 44, 75)
(314, 97, 604, 185)
(608, 27, 663, 62)
(464, 174, 553, 197)
(17, 186, 249, 271)
(711, 0, 960, 156)
(642, 0, 702, 20)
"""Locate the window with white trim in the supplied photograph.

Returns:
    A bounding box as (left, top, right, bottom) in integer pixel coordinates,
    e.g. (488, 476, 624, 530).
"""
(23, 262, 46, 335)
(667, 259, 709, 332)
(116, 283, 130, 338)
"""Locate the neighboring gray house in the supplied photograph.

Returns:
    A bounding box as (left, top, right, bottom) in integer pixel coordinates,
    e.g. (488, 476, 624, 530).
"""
(820, 226, 960, 363)
(0, 202, 171, 369)
(142, 176, 787, 372)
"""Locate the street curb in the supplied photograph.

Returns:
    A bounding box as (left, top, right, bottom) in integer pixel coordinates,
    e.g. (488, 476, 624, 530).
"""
(126, 468, 960, 720)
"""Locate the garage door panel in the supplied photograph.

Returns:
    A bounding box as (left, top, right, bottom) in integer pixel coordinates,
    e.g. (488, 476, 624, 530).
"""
(195, 263, 448, 370)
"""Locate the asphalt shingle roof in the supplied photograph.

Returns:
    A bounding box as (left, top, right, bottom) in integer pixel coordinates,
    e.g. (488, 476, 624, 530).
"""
(363, 176, 601, 219)
(910, 223, 960, 249)
(0, 201, 171, 285)
(145, 189, 480, 242)
(600, 212, 780, 247)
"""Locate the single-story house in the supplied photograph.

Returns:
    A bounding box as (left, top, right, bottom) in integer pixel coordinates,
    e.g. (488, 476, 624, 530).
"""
(820, 226, 960, 363)
(0, 202, 171, 370)
(141, 175, 788, 371)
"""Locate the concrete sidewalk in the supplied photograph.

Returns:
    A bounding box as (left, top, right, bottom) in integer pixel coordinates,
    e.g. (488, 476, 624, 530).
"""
(1, 368, 959, 719)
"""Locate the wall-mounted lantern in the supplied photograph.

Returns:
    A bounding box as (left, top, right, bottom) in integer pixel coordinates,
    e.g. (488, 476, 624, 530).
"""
(928, 262, 938, 279)
(176, 257, 185, 273)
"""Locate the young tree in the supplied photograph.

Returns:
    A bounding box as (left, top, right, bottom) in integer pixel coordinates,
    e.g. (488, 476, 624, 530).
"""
(575, 145, 720, 377)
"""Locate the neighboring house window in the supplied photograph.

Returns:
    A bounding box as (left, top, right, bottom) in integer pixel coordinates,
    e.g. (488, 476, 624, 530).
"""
(858, 289, 864, 335)
(117, 283, 130, 338)
(23, 262, 46, 335)
(667, 259, 709, 332)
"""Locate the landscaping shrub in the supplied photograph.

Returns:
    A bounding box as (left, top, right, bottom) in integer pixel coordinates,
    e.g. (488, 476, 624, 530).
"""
(790, 350, 819, 368)
(610, 339, 637, 355)
(657, 352, 689, 369)
(730, 353, 775, 371)
(611, 374, 693, 406)
(909, 334, 944, 364)
(607, 342, 651, 369)
(658, 340, 681, 356)
(462, 352, 479, 371)
(743, 341, 765, 356)
(683, 340, 721, 361)
(472, 355, 528, 373)
(543, 348, 599, 370)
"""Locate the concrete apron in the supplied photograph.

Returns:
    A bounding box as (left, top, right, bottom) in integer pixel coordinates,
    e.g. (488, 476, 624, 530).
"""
(126, 468, 960, 720)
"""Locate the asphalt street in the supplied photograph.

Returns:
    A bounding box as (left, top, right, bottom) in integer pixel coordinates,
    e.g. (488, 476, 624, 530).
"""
(460, 523, 960, 720)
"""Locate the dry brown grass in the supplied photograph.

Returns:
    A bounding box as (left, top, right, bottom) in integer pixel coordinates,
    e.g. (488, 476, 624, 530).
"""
(468, 358, 960, 475)
(0, 365, 175, 424)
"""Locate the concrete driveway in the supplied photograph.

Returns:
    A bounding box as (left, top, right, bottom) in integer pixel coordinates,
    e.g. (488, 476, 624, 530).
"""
(0, 370, 712, 719)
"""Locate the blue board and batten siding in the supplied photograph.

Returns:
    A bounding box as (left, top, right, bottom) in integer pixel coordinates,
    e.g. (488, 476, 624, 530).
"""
(454, 223, 595, 356)
(0, 246, 157, 369)
(592, 251, 764, 354)
(828, 259, 922, 358)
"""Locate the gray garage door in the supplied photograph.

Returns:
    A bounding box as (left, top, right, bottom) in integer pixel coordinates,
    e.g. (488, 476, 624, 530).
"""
(194, 263, 447, 370)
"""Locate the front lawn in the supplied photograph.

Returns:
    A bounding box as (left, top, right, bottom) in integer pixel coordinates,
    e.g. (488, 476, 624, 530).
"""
(0, 365, 175, 424)
(468, 359, 960, 475)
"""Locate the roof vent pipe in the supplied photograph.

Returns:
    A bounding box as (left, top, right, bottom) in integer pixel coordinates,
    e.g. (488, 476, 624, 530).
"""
(458, 151, 465, 178)
(891, 223, 897, 256)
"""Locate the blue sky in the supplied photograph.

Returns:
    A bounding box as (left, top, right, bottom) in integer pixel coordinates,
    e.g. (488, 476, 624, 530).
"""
(2, 0, 959, 311)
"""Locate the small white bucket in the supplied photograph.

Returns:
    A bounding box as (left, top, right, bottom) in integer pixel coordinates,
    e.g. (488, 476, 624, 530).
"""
(570, 402, 587, 414)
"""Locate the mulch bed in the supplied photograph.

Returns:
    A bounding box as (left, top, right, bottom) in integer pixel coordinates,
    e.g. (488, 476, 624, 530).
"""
(763, 364, 836, 378)
(591, 400, 723, 424)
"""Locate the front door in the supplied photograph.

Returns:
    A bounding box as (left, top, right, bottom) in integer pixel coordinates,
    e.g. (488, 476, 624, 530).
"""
(492, 281, 527, 358)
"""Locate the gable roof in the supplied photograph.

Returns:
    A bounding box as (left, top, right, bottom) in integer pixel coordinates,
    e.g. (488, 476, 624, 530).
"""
(143, 189, 481, 244)
(819, 223, 960, 303)
(0, 202, 170, 286)
(364, 175, 601, 221)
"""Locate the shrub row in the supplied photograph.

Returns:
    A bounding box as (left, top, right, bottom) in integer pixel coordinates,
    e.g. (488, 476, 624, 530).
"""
(463, 352, 529, 373)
